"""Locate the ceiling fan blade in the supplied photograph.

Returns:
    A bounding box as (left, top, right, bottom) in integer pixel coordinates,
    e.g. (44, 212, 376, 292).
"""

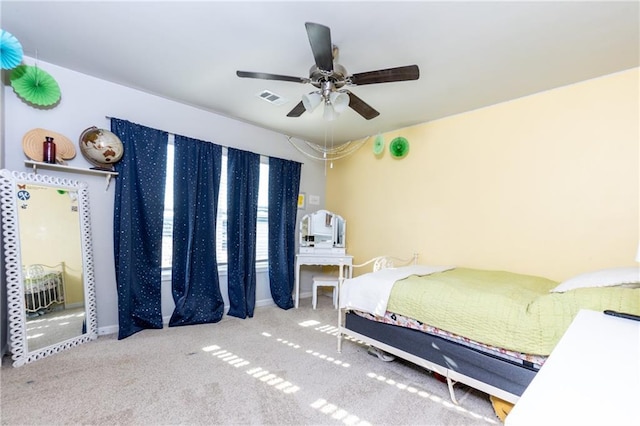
(349, 65, 420, 86)
(236, 70, 308, 84)
(305, 22, 334, 72)
(286, 101, 307, 117)
(345, 91, 380, 120)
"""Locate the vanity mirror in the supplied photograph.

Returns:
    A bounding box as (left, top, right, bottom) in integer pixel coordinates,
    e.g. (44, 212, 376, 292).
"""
(299, 209, 346, 253)
(1, 169, 97, 367)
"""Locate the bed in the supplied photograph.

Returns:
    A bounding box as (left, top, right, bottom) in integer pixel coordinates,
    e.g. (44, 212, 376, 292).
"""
(336, 256, 640, 406)
(23, 263, 66, 314)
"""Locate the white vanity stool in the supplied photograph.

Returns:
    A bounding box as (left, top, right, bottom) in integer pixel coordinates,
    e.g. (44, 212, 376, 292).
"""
(312, 274, 339, 309)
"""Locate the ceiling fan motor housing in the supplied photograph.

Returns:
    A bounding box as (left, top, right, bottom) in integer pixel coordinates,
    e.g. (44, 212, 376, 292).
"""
(309, 63, 348, 90)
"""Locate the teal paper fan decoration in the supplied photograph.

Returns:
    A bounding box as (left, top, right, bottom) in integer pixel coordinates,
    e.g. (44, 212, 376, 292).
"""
(0, 29, 23, 70)
(389, 137, 410, 159)
(10, 64, 61, 106)
(373, 134, 385, 155)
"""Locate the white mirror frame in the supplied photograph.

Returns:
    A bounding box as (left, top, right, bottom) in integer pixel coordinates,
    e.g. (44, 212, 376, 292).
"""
(1, 169, 98, 367)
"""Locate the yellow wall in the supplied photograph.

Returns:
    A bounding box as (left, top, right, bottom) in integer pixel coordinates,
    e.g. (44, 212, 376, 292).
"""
(326, 68, 639, 281)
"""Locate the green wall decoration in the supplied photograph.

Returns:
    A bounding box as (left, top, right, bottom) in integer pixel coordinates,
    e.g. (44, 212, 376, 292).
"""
(389, 136, 409, 159)
(373, 134, 385, 156)
(10, 64, 61, 106)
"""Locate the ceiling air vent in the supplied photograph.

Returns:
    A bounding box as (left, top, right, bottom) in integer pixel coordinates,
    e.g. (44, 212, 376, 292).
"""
(257, 90, 288, 106)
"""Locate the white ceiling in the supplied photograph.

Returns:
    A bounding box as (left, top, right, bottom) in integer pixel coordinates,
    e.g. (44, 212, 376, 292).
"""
(2, 1, 638, 145)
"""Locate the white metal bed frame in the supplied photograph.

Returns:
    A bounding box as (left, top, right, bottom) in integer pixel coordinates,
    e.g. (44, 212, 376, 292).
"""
(23, 262, 67, 313)
(336, 254, 523, 405)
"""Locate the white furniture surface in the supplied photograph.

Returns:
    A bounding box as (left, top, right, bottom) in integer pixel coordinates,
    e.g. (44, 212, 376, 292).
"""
(506, 309, 640, 426)
(295, 254, 353, 308)
(312, 274, 339, 309)
(25, 160, 118, 189)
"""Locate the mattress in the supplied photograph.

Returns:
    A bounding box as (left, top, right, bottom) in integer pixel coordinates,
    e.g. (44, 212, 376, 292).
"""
(386, 267, 640, 355)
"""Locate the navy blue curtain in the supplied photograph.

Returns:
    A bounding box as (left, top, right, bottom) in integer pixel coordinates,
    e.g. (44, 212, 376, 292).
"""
(112, 119, 168, 340)
(268, 157, 301, 309)
(169, 135, 225, 326)
(226, 148, 260, 319)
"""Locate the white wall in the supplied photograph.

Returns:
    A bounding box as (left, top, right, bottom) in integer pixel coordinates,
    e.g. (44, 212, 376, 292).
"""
(3, 57, 326, 335)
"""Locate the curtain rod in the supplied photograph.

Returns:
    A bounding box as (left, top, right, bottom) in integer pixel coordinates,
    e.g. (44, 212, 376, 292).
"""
(104, 115, 303, 165)
(104, 115, 183, 140)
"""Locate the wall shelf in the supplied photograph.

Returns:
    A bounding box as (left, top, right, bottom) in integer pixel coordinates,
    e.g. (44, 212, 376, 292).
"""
(24, 160, 118, 190)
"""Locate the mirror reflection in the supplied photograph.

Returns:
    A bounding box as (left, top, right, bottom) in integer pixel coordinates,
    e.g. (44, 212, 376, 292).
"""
(18, 183, 85, 352)
(1, 169, 97, 367)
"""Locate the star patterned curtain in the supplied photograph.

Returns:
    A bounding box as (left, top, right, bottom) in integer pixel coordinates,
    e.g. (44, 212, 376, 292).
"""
(111, 118, 303, 335)
(268, 157, 302, 309)
(112, 118, 168, 340)
(169, 135, 225, 326)
(226, 148, 260, 318)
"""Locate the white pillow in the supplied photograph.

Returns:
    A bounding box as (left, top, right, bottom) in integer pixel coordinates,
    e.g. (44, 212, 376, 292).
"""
(551, 267, 640, 293)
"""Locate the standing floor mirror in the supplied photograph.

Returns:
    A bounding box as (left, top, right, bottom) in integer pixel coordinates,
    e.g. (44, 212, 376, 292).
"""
(1, 169, 97, 367)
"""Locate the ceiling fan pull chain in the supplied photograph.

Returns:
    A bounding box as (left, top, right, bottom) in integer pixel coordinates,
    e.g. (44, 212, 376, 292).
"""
(330, 121, 335, 169)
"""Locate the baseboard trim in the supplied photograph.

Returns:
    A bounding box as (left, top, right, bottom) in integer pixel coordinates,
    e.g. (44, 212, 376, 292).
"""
(97, 298, 278, 336)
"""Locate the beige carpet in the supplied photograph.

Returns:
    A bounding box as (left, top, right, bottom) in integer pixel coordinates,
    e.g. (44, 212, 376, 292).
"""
(1, 298, 499, 425)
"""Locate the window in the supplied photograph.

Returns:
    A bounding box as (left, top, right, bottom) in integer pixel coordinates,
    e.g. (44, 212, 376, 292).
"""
(162, 142, 269, 268)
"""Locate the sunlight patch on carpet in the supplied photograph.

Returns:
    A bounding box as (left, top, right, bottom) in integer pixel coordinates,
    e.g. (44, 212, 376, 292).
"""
(246, 367, 300, 394)
(314, 324, 340, 335)
(202, 346, 251, 368)
(259, 327, 351, 367)
(365, 371, 498, 424)
(310, 398, 372, 425)
(305, 349, 350, 367)
(275, 337, 301, 349)
(298, 320, 340, 336)
(201, 344, 300, 394)
(202, 345, 220, 352)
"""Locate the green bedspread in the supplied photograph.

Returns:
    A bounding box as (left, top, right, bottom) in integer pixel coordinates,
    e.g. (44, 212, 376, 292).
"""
(386, 267, 640, 356)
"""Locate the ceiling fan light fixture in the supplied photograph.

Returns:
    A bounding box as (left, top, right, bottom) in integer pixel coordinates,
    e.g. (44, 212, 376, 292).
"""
(302, 92, 322, 112)
(323, 103, 338, 121)
(329, 91, 349, 114)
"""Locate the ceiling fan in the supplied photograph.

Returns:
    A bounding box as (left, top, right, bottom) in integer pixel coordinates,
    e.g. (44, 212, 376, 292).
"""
(236, 22, 420, 120)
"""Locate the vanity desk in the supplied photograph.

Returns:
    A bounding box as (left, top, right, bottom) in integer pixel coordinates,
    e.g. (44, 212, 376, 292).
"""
(294, 210, 351, 308)
(295, 253, 353, 308)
